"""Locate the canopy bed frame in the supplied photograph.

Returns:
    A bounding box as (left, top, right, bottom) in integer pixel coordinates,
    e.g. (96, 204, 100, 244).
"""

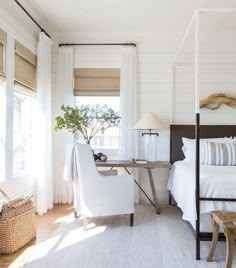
(171, 9, 236, 260)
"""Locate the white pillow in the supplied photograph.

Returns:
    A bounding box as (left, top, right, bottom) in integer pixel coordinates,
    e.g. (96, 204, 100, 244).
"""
(202, 140, 236, 166)
(182, 146, 187, 156)
(182, 138, 204, 162)
(182, 137, 236, 163)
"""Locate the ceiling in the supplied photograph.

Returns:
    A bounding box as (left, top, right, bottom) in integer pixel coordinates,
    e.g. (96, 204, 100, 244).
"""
(29, 0, 236, 34)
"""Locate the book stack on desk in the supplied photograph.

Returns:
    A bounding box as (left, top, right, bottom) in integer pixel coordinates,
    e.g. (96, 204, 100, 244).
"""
(131, 159, 147, 164)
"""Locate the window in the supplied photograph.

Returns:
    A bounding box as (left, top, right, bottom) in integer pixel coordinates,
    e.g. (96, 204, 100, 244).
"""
(13, 91, 33, 175)
(74, 68, 120, 151)
(13, 40, 36, 176)
(0, 35, 37, 180)
(75, 96, 120, 150)
(0, 79, 6, 181)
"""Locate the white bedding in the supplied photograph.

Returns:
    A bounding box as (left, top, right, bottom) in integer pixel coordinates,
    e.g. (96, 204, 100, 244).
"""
(167, 161, 236, 224)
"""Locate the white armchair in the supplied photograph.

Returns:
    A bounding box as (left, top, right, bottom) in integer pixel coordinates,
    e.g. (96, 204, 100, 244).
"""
(73, 143, 134, 229)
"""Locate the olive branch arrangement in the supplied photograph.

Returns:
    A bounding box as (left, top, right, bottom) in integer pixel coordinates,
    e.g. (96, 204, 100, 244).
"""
(54, 104, 120, 144)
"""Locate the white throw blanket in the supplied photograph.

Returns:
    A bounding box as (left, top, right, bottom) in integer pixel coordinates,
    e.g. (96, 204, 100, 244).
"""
(63, 143, 114, 183)
(63, 143, 83, 215)
(63, 143, 79, 183)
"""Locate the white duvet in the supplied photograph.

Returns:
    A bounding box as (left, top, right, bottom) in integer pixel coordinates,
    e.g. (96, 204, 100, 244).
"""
(167, 161, 236, 222)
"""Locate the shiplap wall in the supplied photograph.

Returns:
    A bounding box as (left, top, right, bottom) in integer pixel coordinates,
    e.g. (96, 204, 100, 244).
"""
(2, 3, 236, 204)
(52, 31, 236, 204)
(174, 31, 236, 123)
(174, 66, 236, 123)
(52, 33, 177, 204)
(71, 45, 171, 203)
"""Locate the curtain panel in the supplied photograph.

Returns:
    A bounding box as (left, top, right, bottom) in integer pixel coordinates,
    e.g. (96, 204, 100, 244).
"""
(52, 46, 74, 204)
(33, 32, 53, 215)
(120, 46, 138, 160)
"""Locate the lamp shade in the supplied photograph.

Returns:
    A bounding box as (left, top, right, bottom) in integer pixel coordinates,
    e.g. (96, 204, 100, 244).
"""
(134, 112, 164, 130)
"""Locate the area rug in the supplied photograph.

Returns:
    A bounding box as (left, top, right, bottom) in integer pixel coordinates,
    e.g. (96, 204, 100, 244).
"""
(24, 204, 236, 268)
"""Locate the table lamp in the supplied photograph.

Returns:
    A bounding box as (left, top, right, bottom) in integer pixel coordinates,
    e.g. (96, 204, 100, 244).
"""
(134, 112, 164, 161)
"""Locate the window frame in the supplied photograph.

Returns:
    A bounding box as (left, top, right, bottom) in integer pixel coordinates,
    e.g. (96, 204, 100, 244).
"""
(12, 90, 34, 177)
(0, 33, 37, 183)
(74, 95, 121, 152)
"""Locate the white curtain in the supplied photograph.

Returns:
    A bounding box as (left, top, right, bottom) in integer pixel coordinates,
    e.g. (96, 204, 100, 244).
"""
(52, 46, 74, 204)
(33, 32, 53, 215)
(120, 46, 138, 160)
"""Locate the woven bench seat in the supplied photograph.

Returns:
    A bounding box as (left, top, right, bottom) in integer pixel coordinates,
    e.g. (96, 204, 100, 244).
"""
(212, 211, 236, 226)
(207, 211, 236, 268)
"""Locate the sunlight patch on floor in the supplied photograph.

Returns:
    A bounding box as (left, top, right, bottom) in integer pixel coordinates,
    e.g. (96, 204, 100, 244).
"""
(56, 225, 107, 251)
(9, 246, 35, 268)
(26, 235, 61, 263)
(54, 212, 75, 224)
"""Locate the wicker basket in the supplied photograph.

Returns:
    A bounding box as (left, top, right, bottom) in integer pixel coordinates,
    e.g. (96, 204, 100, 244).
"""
(0, 190, 36, 254)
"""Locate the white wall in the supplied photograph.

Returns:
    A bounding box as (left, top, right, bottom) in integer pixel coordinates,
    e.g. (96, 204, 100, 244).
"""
(3, 5, 234, 203)
(2, 2, 235, 205)
(52, 32, 179, 204)
(52, 30, 236, 205)
(174, 66, 236, 123)
(0, 1, 51, 53)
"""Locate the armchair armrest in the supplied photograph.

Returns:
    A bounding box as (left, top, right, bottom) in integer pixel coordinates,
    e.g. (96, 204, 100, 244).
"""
(99, 170, 118, 176)
(98, 174, 134, 201)
(100, 174, 134, 185)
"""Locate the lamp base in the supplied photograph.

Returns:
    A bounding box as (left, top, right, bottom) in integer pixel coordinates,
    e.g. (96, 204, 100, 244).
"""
(142, 133, 159, 136)
(144, 135, 158, 161)
(142, 129, 159, 136)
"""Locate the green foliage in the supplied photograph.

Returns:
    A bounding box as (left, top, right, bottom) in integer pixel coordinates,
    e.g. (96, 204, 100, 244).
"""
(54, 104, 120, 144)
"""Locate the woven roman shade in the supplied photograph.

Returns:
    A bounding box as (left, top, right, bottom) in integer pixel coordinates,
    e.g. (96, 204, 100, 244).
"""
(0, 28, 7, 78)
(15, 41, 37, 92)
(74, 68, 120, 96)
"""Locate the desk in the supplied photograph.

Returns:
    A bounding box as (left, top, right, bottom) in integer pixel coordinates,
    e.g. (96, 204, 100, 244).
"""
(96, 160, 172, 214)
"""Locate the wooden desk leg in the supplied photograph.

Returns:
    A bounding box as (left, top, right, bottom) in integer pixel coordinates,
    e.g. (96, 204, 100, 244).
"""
(124, 167, 156, 209)
(147, 168, 160, 214)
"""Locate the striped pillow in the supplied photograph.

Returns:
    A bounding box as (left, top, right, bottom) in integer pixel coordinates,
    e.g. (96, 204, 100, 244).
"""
(203, 141, 236, 166)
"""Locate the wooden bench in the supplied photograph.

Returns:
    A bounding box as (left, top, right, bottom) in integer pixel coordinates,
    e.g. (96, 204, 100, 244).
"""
(207, 211, 236, 268)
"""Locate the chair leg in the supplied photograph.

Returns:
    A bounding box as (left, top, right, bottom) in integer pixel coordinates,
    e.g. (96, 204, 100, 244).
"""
(207, 219, 219, 262)
(130, 213, 134, 227)
(83, 217, 89, 231)
(168, 191, 172, 205)
(74, 210, 79, 218)
(224, 229, 234, 268)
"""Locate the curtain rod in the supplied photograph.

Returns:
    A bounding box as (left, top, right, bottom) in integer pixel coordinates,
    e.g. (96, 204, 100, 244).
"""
(59, 43, 136, 47)
(14, 0, 51, 39)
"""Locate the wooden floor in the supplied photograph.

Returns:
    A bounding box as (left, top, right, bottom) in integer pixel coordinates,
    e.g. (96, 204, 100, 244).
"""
(0, 204, 74, 268)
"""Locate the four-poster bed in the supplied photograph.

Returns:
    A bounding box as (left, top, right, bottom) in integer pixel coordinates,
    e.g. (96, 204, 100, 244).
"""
(170, 9, 236, 260)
